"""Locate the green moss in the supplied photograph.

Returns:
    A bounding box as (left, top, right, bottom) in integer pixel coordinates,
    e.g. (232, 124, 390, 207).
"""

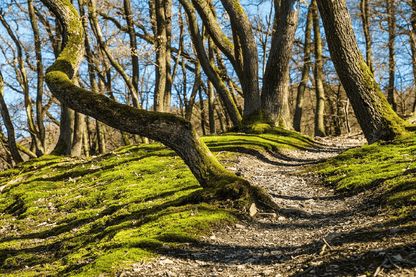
(359, 61, 410, 142)
(308, 134, 416, 219)
(0, 131, 316, 276)
(0, 142, 239, 276)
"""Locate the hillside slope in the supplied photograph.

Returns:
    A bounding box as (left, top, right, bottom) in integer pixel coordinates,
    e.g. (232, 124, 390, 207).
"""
(1, 131, 415, 276)
(0, 130, 314, 276)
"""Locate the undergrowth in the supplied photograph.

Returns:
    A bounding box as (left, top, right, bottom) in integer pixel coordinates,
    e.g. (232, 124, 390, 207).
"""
(0, 131, 313, 276)
(309, 135, 416, 220)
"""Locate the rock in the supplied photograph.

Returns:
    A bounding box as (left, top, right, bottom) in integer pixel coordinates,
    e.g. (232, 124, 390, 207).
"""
(249, 203, 257, 217)
(235, 224, 246, 229)
(160, 259, 175, 265)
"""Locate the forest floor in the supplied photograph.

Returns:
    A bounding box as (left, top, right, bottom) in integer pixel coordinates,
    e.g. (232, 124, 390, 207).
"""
(122, 134, 416, 277)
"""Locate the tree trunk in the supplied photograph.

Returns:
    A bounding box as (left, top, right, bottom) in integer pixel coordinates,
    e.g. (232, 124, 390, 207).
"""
(387, 0, 397, 112)
(410, 0, 416, 116)
(360, 0, 374, 74)
(184, 63, 201, 121)
(316, 0, 408, 143)
(0, 71, 24, 163)
(71, 112, 85, 156)
(52, 104, 75, 155)
(293, 4, 312, 132)
(312, 0, 326, 137)
(261, 0, 299, 128)
(123, 0, 139, 97)
(219, 0, 261, 116)
(180, 0, 242, 126)
(153, 0, 172, 112)
(199, 88, 207, 136)
(0, 12, 44, 156)
(29, 0, 47, 153)
(40, 0, 276, 209)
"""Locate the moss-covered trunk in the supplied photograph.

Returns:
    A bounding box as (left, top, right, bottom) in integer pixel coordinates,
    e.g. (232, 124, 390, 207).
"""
(316, 0, 409, 143)
(39, 0, 276, 209)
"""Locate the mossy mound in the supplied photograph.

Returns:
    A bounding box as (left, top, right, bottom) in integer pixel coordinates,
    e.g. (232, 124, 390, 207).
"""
(0, 132, 314, 276)
(0, 144, 233, 276)
(309, 134, 416, 220)
(202, 129, 314, 153)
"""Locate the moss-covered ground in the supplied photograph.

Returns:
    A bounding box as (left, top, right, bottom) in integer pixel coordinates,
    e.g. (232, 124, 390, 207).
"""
(309, 135, 416, 221)
(0, 131, 313, 276)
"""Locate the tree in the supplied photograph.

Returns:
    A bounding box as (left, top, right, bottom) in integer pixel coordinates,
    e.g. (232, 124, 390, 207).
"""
(261, 0, 299, 128)
(293, 3, 312, 133)
(316, 0, 409, 143)
(360, 0, 375, 74)
(39, 0, 276, 209)
(312, 0, 326, 137)
(386, 0, 397, 111)
(0, 71, 23, 163)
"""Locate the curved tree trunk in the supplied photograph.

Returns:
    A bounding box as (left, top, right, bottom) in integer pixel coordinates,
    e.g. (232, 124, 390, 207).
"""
(179, 0, 242, 126)
(39, 0, 275, 209)
(316, 0, 408, 143)
(219, 0, 261, 116)
(261, 0, 299, 129)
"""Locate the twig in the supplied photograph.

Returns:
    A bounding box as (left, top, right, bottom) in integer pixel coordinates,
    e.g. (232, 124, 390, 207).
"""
(322, 238, 333, 250)
(294, 266, 314, 277)
(373, 259, 387, 277)
(386, 254, 402, 270)
(319, 244, 327, 255)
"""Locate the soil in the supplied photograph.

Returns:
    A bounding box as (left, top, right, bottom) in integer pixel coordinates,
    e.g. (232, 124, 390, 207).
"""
(120, 134, 416, 277)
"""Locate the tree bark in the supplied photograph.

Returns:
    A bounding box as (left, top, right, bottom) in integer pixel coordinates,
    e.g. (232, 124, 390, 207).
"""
(261, 0, 299, 128)
(40, 0, 275, 208)
(71, 112, 85, 156)
(219, 0, 261, 116)
(180, 0, 242, 126)
(360, 0, 374, 74)
(312, 0, 326, 137)
(411, 0, 416, 115)
(123, 0, 139, 97)
(0, 71, 24, 164)
(28, 0, 47, 153)
(293, 3, 312, 132)
(152, 0, 172, 112)
(316, 0, 408, 143)
(387, 0, 397, 111)
(0, 12, 44, 156)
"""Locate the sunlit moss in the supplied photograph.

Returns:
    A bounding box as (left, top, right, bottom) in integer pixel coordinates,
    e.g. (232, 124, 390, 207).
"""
(309, 134, 416, 219)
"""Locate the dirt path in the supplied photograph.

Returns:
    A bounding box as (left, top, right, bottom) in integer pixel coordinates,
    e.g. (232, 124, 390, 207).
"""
(123, 135, 416, 277)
